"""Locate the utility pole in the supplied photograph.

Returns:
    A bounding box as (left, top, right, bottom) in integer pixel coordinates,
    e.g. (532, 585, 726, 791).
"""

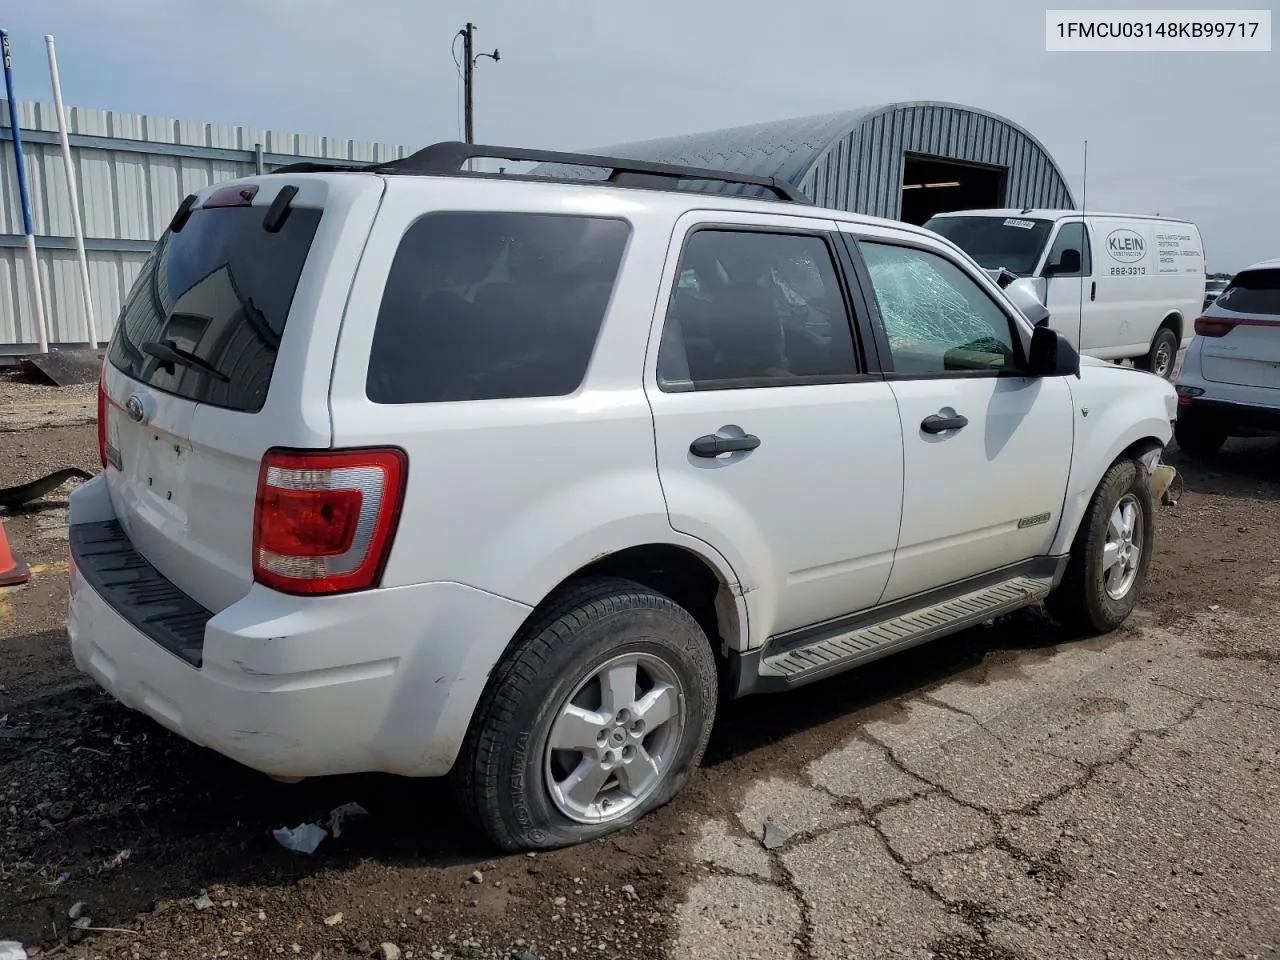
(458, 22, 500, 145)
(461, 22, 474, 144)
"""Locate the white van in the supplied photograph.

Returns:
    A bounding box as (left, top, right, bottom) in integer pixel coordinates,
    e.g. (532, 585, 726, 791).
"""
(926, 210, 1205, 379)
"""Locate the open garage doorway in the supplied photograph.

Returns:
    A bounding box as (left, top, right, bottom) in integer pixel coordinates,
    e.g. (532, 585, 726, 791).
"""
(899, 154, 1007, 225)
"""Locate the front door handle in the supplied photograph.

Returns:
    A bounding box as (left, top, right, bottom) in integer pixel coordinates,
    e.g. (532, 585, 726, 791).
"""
(920, 413, 968, 434)
(1090, 281, 1097, 301)
(690, 434, 761, 458)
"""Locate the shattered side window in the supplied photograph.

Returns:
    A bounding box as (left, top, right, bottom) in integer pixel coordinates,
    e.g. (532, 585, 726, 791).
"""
(860, 241, 1020, 376)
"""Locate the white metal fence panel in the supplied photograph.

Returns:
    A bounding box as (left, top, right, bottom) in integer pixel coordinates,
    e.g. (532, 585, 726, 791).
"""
(1, 99, 411, 353)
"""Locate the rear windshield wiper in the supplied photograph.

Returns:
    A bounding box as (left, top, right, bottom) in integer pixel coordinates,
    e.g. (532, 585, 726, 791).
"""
(143, 340, 231, 383)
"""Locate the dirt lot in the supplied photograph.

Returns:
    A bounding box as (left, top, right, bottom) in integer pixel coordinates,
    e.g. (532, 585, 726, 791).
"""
(1, 373, 1277, 960)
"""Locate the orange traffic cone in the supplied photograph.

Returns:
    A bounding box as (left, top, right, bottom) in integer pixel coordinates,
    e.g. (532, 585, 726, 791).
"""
(0, 518, 30, 587)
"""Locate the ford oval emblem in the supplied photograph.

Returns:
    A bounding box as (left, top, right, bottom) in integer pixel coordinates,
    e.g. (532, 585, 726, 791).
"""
(124, 395, 147, 423)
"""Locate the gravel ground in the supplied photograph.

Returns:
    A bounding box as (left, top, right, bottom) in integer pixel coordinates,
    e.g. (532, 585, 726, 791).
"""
(0, 374, 1277, 960)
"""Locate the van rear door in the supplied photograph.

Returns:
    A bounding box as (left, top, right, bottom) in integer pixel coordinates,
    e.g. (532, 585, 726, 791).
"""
(1197, 268, 1280, 390)
(99, 174, 384, 612)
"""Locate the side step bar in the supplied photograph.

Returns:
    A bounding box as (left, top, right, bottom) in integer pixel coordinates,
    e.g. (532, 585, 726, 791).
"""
(731, 560, 1064, 696)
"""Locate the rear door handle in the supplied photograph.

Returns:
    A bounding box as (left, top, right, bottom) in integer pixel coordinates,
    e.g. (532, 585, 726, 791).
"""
(690, 434, 761, 458)
(920, 413, 968, 434)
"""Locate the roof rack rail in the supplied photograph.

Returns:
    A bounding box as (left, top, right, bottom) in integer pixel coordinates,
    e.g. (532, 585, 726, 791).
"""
(270, 140, 811, 204)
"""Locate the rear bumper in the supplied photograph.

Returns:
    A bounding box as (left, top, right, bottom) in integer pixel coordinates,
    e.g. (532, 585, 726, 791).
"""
(1177, 396, 1280, 436)
(67, 475, 532, 779)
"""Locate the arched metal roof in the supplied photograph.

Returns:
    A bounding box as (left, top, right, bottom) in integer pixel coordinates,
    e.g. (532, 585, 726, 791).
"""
(547, 101, 1076, 219)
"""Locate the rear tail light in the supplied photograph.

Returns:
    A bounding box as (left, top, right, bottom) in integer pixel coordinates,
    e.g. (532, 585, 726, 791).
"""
(1194, 316, 1236, 338)
(96, 360, 108, 468)
(1175, 384, 1205, 405)
(252, 448, 407, 596)
(1194, 315, 1280, 338)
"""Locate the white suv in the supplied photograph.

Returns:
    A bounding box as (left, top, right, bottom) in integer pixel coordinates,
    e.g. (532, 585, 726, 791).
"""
(69, 142, 1179, 851)
(1174, 259, 1280, 455)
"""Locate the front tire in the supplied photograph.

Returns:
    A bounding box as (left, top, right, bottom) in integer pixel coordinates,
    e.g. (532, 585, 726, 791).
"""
(453, 577, 718, 852)
(1046, 459, 1155, 635)
(1136, 326, 1179, 380)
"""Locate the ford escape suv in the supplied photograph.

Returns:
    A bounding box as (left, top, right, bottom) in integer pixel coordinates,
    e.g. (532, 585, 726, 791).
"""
(70, 142, 1179, 852)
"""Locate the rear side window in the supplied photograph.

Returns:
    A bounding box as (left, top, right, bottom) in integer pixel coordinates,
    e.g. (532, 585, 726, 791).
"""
(107, 204, 323, 413)
(657, 229, 859, 391)
(366, 213, 631, 404)
(1215, 269, 1280, 315)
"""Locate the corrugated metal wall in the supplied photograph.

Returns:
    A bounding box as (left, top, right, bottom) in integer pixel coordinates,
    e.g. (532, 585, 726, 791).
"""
(0, 99, 412, 353)
(802, 103, 1075, 218)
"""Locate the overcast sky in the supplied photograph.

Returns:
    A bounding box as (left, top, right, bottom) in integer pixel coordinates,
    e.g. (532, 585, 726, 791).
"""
(4, 0, 1275, 271)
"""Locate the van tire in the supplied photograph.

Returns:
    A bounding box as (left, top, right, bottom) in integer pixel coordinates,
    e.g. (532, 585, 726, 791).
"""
(1046, 459, 1154, 635)
(1136, 326, 1179, 380)
(453, 576, 717, 852)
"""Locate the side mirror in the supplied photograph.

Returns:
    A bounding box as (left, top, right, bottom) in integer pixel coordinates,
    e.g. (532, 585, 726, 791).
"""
(1043, 247, 1081, 277)
(1027, 324, 1080, 378)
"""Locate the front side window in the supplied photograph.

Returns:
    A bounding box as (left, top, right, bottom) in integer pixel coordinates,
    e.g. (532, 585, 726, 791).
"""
(657, 229, 859, 390)
(1044, 221, 1092, 277)
(367, 212, 630, 404)
(860, 241, 1020, 375)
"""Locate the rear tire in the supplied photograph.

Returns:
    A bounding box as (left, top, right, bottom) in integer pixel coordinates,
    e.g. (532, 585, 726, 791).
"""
(1174, 418, 1228, 457)
(1136, 326, 1179, 380)
(453, 577, 718, 852)
(1046, 459, 1154, 635)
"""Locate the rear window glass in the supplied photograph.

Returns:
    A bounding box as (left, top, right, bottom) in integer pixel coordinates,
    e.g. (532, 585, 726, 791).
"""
(925, 216, 1053, 276)
(107, 204, 322, 413)
(1214, 269, 1280, 316)
(366, 212, 630, 404)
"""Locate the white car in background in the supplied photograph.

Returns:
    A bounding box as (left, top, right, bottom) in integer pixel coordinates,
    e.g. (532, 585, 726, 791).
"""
(1174, 259, 1280, 455)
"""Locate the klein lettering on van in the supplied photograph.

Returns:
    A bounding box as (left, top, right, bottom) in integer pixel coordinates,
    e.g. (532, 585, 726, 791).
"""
(1106, 229, 1146, 263)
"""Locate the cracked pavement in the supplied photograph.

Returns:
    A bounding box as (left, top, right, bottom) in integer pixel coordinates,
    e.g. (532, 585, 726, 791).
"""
(675, 613, 1280, 960)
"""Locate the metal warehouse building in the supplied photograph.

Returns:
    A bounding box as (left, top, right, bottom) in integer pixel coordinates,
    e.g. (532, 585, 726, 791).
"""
(588, 100, 1076, 225)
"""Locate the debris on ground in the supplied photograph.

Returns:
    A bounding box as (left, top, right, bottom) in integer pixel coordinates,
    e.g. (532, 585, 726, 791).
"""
(274, 801, 368, 853)
(0, 941, 27, 960)
(193, 894, 215, 911)
(273, 822, 329, 854)
(0, 468, 94, 511)
(20, 350, 102, 388)
(761, 819, 792, 850)
(327, 800, 368, 838)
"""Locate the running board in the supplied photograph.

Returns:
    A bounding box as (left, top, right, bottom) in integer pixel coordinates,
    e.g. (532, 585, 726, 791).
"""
(753, 574, 1055, 691)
